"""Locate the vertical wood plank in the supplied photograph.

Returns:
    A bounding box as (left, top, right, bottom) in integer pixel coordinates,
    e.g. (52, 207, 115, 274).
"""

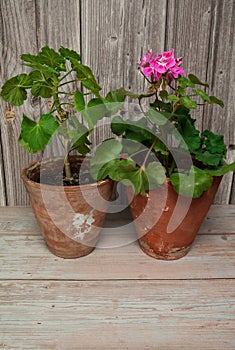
(0, 0, 41, 205)
(0, 136, 6, 206)
(203, 0, 235, 203)
(165, 0, 212, 129)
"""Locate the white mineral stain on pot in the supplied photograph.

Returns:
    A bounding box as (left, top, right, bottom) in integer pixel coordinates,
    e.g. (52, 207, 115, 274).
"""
(72, 211, 95, 240)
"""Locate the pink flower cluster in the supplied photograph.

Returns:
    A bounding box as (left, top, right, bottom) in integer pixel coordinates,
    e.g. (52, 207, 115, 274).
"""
(138, 49, 185, 84)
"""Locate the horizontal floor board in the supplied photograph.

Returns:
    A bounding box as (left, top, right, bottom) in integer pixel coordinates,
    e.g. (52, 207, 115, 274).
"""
(0, 233, 234, 280)
(0, 280, 234, 350)
(0, 205, 234, 235)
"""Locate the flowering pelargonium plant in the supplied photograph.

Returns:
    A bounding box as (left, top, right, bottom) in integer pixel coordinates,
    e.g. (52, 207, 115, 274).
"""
(91, 49, 235, 198)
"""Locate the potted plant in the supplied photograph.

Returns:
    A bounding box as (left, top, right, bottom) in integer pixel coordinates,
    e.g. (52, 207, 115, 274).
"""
(0, 45, 127, 258)
(91, 48, 235, 260)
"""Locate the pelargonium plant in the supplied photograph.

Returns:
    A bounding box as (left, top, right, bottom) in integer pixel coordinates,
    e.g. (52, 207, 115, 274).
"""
(91, 48, 235, 198)
(0, 46, 128, 183)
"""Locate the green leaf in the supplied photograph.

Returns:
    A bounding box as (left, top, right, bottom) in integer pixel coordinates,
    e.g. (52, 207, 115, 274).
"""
(68, 117, 91, 154)
(166, 94, 180, 103)
(83, 98, 107, 129)
(1, 74, 32, 106)
(170, 166, 213, 198)
(70, 133, 91, 154)
(105, 87, 127, 103)
(208, 96, 224, 108)
(30, 71, 53, 98)
(181, 96, 197, 109)
(104, 87, 127, 114)
(145, 162, 166, 189)
(38, 46, 66, 71)
(177, 86, 185, 95)
(59, 46, 81, 62)
(193, 88, 210, 101)
(19, 114, 58, 153)
(195, 130, 226, 166)
(178, 76, 195, 88)
(147, 108, 168, 125)
(175, 115, 201, 152)
(202, 130, 226, 155)
(159, 90, 168, 100)
(69, 58, 101, 94)
(21, 46, 66, 72)
(204, 161, 235, 176)
(195, 151, 223, 166)
(91, 139, 123, 179)
(111, 115, 127, 136)
(74, 91, 85, 112)
(188, 74, 209, 87)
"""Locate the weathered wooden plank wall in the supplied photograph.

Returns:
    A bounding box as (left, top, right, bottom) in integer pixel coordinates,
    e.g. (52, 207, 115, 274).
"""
(0, 0, 234, 205)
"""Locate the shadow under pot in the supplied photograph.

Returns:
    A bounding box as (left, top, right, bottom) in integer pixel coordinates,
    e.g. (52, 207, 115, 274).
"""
(21, 155, 113, 259)
(126, 176, 222, 260)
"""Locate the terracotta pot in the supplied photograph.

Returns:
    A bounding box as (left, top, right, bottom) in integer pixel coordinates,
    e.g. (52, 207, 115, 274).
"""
(127, 176, 222, 260)
(21, 156, 113, 259)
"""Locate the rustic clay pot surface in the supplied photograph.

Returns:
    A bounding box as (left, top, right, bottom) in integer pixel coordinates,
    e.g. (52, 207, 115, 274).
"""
(21, 156, 113, 258)
(127, 177, 221, 260)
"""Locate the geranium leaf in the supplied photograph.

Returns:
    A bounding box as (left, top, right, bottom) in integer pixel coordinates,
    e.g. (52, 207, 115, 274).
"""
(90, 139, 123, 179)
(188, 74, 209, 87)
(59, 46, 81, 62)
(83, 98, 107, 128)
(0, 74, 32, 106)
(181, 96, 197, 109)
(208, 96, 224, 108)
(204, 161, 235, 176)
(145, 162, 166, 189)
(193, 88, 210, 101)
(74, 91, 85, 112)
(19, 114, 58, 153)
(69, 58, 101, 94)
(166, 94, 180, 103)
(170, 166, 213, 198)
(147, 108, 168, 125)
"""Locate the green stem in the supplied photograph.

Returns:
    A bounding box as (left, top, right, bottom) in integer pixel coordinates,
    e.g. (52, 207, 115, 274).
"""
(58, 80, 78, 87)
(142, 138, 157, 169)
(52, 87, 72, 179)
(59, 69, 73, 82)
(57, 91, 74, 95)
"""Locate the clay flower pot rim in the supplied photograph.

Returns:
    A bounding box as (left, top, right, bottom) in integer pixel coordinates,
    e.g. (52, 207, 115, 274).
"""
(21, 159, 112, 192)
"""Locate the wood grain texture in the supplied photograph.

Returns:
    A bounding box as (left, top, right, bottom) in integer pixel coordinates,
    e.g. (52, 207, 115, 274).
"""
(0, 138, 6, 205)
(0, 206, 235, 349)
(0, 206, 234, 281)
(203, 0, 235, 203)
(0, 0, 41, 206)
(165, 0, 212, 128)
(0, 0, 234, 205)
(0, 280, 235, 349)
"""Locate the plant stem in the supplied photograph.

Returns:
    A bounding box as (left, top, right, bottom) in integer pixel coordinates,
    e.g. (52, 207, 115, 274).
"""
(52, 87, 72, 179)
(142, 138, 157, 169)
(59, 69, 73, 82)
(58, 80, 78, 87)
(64, 138, 72, 179)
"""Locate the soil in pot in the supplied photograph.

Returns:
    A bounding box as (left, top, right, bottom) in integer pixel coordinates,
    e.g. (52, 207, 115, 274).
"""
(21, 156, 113, 259)
(127, 176, 222, 260)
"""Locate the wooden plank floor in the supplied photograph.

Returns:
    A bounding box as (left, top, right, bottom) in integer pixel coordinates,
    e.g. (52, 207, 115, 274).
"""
(0, 205, 234, 349)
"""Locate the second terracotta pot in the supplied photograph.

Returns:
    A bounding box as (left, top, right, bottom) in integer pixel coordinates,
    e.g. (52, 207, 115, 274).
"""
(21, 156, 113, 259)
(127, 177, 221, 260)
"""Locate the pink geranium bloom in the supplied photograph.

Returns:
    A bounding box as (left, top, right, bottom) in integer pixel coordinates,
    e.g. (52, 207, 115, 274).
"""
(138, 48, 184, 83)
(154, 49, 176, 74)
(138, 50, 153, 67)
